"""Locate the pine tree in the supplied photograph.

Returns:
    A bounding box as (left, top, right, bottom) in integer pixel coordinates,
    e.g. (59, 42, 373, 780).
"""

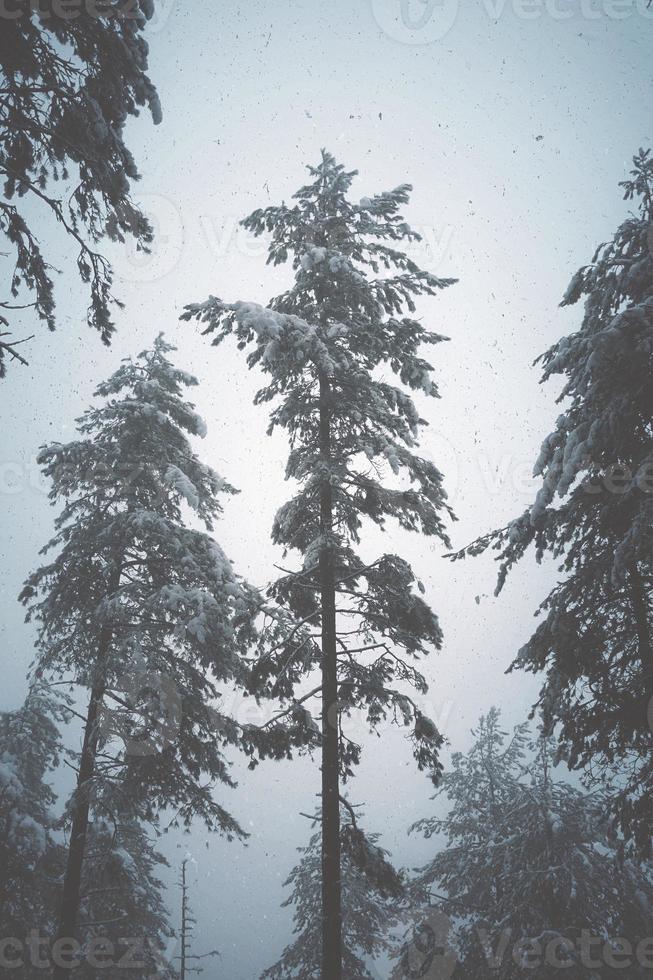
(0, 682, 65, 978)
(453, 149, 653, 856)
(404, 710, 653, 979)
(262, 803, 404, 980)
(19, 336, 259, 978)
(0, 3, 161, 376)
(409, 708, 529, 915)
(0, 689, 180, 978)
(184, 150, 456, 979)
(72, 815, 176, 979)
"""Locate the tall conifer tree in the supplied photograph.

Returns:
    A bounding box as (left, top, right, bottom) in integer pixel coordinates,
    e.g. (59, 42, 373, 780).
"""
(185, 150, 456, 978)
(20, 337, 258, 978)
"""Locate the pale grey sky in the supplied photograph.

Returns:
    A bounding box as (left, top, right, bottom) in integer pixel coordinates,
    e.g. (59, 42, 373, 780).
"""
(1, 2, 651, 976)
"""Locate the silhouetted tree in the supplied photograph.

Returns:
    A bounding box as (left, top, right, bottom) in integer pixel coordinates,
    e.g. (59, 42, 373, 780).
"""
(175, 858, 220, 978)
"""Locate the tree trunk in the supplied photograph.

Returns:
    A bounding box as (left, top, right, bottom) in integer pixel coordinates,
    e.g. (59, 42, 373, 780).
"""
(52, 671, 107, 978)
(629, 562, 652, 669)
(318, 370, 342, 980)
(53, 563, 121, 980)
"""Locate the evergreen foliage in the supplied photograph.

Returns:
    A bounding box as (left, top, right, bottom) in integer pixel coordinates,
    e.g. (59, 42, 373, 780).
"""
(452, 150, 653, 856)
(0, 3, 161, 375)
(263, 804, 403, 980)
(403, 709, 653, 979)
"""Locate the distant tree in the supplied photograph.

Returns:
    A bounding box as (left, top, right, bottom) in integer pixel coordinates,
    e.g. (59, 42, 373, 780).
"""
(452, 149, 653, 856)
(184, 150, 456, 979)
(175, 857, 220, 978)
(0, 682, 65, 977)
(20, 337, 261, 979)
(263, 803, 403, 980)
(0, 3, 161, 377)
(403, 709, 653, 979)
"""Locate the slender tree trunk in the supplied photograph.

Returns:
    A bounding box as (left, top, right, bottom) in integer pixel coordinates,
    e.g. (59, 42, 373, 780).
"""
(318, 370, 342, 980)
(180, 859, 187, 980)
(53, 563, 121, 980)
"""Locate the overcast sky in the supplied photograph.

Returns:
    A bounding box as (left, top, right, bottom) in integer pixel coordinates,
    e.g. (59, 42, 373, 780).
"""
(1, 2, 652, 976)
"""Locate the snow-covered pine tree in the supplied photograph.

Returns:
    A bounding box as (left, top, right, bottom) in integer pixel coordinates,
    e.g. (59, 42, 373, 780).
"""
(407, 707, 529, 918)
(19, 336, 260, 979)
(0, 682, 65, 977)
(262, 803, 404, 980)
(404, 709, 653, 979)
(0, 3, 161, 376)
(452, 149, 653, 857)
(184, 150, 456, 979)
(1, 691, 179, 977)
(72, 815, 176, 979)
